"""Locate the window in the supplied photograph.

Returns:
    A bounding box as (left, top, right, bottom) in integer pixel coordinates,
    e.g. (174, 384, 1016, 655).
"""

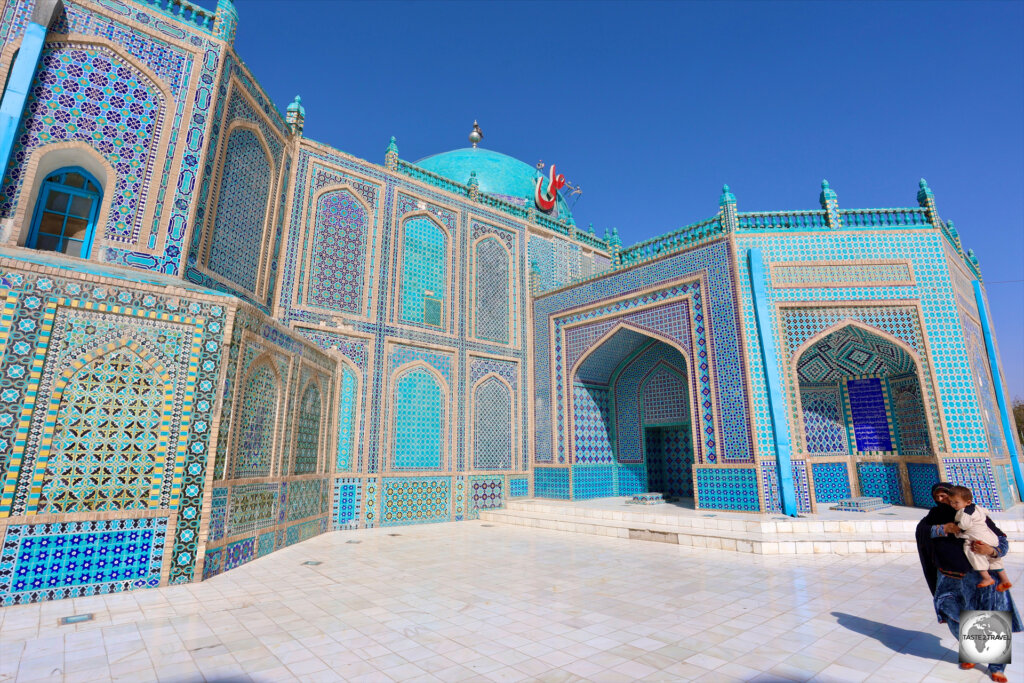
(28, 167, 101, 258)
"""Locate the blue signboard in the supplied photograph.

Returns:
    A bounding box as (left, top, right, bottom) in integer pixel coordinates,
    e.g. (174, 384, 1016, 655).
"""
(846, 378, 892, 452)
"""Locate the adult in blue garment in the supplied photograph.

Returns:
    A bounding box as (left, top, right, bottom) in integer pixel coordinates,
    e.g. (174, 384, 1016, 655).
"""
(915, 482, 1022, 682)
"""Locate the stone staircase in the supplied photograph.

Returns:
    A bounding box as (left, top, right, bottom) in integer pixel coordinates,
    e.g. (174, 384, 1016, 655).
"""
(478, 498, 1024, 555)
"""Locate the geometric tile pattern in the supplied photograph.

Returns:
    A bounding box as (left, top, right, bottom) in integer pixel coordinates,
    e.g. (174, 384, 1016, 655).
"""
(959, 312, 1008, 457)
(617, 464, 648, 496)
(0, 517, 166, 605)
(226, 483, 279, 538)
(615, 344, 691, 464)
(467, 475, 503, 520)
(308, 189, 367, 313)
(333, 477, 362, 530)
(943, 457, 1000, 510)
(534, 467, 570, 499)
(286, 479, 328, 521)
(762, 459, 812, 513)
(906, 462, 941, 508)
(208, 127, 271, 294)
(233, 364, 278, 478)
(641, 364, 689, 425)
(399, 217, 447, 327)
(856, 462, 903, 505)
(773, 262, 913, 287)
(797, 325, 917, 384)
(572, 465, 615, 499)
(695, 466, 760, 511)
(0, 45, 162, 243)
(572, 384, 614, 465)
(888, 375, 932, 455)
(472, 377, 512, 470)
(293, 383, 322, 474)
(810, 462, 853, 503)
(380, 477, 451, 527)
(336, 366, 357, 471)
(799, 384, 848, 455)
(646, 427, 694, 498)
(38, 346, 166, 513)
(474, 237, 509, 343)
(508, 477, 529, 497)
(393, 367, 444, 470)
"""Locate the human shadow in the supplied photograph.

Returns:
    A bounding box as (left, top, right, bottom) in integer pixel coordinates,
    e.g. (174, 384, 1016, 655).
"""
(831, 612, 951, 661)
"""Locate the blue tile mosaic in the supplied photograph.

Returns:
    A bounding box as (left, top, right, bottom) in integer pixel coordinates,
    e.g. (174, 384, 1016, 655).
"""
(810, 462, 852, 503)
(856, 462, 903, 505)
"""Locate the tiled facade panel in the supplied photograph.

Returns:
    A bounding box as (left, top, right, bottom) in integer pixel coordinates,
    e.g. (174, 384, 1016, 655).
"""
(572, 384, 614, 465)
(0, 44, 163, 242)
(614, 345, 690, 464)
(392, 367, 445, 470)
(308, 189, 368, 314)
(0, 0, 1018, 607)
(399, 217, 447, 327)
(207, 127, 271, 294)
(799, 384, 848, 456)
(472, 377, 513, 470)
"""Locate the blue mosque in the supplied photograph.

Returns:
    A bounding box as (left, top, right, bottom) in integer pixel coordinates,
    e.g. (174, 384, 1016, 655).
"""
(0, 0, 1020, 605)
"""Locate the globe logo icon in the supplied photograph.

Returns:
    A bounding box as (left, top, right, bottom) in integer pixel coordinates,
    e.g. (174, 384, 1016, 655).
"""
(960, 611, 1012, 665)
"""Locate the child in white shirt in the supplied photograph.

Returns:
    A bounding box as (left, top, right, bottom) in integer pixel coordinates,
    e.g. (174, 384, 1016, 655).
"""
(947, 485, 1012, 591)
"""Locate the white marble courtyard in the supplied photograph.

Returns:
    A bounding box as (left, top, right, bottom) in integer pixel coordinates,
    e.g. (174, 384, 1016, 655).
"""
(1, 520, 1022, 683)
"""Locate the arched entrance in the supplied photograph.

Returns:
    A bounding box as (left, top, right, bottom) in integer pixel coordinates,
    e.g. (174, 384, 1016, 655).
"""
(793, 323, 937, 507)
(570, 325, 698, 500)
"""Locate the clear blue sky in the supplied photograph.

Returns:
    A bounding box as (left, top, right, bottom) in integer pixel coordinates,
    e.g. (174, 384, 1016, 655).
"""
(223, 0, 1024, 396)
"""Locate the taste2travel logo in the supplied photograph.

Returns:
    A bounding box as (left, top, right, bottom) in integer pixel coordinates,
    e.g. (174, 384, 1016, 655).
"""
(959, 611, 1012, 665)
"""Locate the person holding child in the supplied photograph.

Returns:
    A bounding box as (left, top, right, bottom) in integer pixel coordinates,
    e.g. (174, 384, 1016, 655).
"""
(915, 482, 1021, 683)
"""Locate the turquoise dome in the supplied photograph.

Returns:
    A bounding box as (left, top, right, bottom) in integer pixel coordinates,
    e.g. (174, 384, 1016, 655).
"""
(415, 147, 572, 221)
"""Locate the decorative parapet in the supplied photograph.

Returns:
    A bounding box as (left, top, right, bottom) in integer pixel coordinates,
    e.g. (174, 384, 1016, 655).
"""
(134, 0, 218, 33)
(736, 211, 828, 231)
(838, 208, 929, 228)
(391, 158, 609, 251)
(617, 216, 723, 267)
(966, 249, 982, 279)
(467, 171, 479, 201)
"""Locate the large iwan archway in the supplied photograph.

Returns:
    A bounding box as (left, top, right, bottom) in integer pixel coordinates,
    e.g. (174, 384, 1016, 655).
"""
(793, 323, 938, 508)
(570, 325, 698, 499)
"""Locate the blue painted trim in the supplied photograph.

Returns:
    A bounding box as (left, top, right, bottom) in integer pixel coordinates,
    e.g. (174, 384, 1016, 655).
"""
(972, 280, 1024, 501)
(0, 22, 47, 178)
(748, 248, 797, 516)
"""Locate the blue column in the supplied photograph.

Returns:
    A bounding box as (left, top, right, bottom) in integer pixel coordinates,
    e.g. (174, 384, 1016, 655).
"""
(748, 248, 798, 516)
(972, 280, 1024, 501)
(0, 22, 47, 178)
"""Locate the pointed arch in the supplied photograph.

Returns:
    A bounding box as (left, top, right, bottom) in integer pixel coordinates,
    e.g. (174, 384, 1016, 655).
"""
(472, 235, 512, 344)
(293, 377, 324, 474)
(305, 185, 371, 314)
(397, 213, 451, 328)
(390, 360, 447, 471)
(232, 355, 282, 479)
(30, 338, 174, 514)
(335, 355, 361, 472)
(205, 121, 276, 296)
(788, 317, 940, 459)
(472, 373, 515, 471)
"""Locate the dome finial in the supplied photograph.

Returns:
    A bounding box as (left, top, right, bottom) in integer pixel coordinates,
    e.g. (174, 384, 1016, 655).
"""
(469, 120, 483, 148)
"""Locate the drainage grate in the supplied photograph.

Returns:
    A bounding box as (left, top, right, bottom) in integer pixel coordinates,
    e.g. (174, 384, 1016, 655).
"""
(346, 540, 361, 544)
(301, 560, 322, 566)
(481, 524, 494, 527)
(388, 533, 401, 537)
(702, 514, 717, 517)
(59, 613, 93, 626)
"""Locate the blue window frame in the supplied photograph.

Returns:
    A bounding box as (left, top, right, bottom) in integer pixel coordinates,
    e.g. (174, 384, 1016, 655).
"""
(28, 167, 102, 258)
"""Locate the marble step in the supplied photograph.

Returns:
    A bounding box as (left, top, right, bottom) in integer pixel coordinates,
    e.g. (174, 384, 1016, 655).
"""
(479, 503, 1024, 555)
(500, 499, 1024, 536)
